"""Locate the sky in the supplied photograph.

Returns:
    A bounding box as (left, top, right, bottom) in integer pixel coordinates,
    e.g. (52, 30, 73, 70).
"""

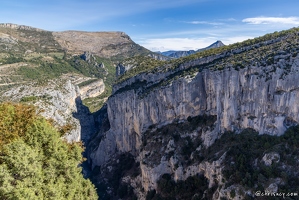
(1, 0, 299, 52)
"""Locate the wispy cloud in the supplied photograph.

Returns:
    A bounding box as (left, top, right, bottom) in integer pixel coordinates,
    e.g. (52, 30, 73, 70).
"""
(185, 21, 224, 26)
(242, 16, 299, 25)
(224, 18, 237, 22)
(183, 18, 237, 26)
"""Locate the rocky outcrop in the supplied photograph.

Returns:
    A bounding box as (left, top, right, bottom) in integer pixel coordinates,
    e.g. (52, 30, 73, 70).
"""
(79, 79, 105, 99)
(262, 152, 280, 166)
(0, 33, 18, 44)
(115, 62, 136, 77)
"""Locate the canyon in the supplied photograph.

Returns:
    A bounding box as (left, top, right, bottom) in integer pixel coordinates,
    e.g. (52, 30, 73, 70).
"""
(1, 24, 299, 199)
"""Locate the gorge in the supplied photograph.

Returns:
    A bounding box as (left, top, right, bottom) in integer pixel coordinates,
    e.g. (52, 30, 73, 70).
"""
(1, 23, 299, 199)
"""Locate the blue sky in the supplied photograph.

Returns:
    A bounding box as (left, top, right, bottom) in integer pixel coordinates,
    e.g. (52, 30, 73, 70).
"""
(1, 0, 299, 51)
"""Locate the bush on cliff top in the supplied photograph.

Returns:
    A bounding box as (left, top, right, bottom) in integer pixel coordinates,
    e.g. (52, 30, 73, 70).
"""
(0, 102, 98, 200)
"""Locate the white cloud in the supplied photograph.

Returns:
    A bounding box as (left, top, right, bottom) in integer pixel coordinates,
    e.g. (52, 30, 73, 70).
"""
(242, 17, 299, 25)
(139, 37, 233, 51)
(131, 20, 287, 52)
(139, 37, 219, 51)
(139, 35, 256, 52)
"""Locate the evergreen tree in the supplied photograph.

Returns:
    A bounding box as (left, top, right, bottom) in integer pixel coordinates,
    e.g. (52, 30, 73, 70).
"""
(0, 103, 98, 200)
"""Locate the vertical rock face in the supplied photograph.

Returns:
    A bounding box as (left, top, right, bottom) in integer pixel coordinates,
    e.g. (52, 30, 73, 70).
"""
(88, 31, 299, 198)
(91, 60, 299, 164)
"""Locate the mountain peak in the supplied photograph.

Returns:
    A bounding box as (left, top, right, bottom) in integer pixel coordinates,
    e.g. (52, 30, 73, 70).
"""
(206, 40, 225, 49)
(159, 40, 225, 58)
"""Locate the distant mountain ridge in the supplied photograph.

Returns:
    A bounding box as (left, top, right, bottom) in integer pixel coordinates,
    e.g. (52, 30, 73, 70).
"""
(0, 23, 159, 59)
(159, 40, 225, 58)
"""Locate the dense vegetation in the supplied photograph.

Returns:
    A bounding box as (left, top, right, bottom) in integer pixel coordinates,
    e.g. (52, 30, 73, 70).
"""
(146, 173, 210, 200)
(217, 128, 299, 199)
(18, 56, 78, 83)
(89, 153, 139, 200)
(0, 103, 98, 199)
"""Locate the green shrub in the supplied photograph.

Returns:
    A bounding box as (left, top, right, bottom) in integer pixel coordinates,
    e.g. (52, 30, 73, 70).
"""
(0, 103, 98, 200)
(20, 96, 38, 102)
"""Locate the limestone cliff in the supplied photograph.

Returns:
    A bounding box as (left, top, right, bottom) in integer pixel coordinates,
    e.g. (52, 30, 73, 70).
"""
(79, 79, 105, 99)
(2, 75, 96, 143)
(88, 28, 299, 199)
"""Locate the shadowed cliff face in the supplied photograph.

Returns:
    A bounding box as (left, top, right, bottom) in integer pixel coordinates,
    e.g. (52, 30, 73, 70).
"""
(72, 97, 97, 144)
